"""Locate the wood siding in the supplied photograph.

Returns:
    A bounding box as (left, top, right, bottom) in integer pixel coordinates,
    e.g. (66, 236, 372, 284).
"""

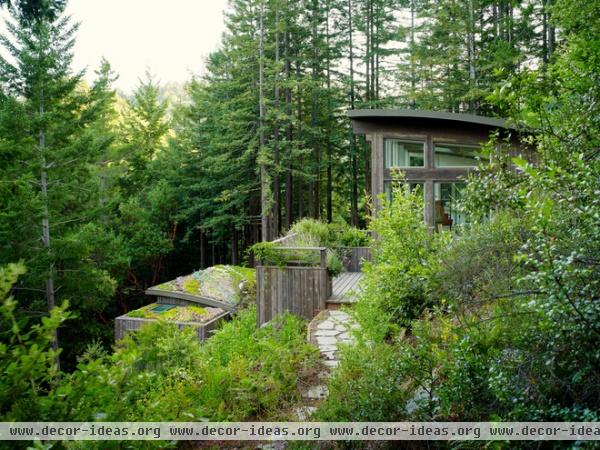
(256, 266, 330, 326)
(358, 118, 524, 226)
(336, 247, 372, 272)
(114, 311, 229, 342)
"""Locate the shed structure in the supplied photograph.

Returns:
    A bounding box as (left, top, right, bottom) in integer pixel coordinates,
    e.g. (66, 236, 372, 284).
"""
(348, 109, 524, 228)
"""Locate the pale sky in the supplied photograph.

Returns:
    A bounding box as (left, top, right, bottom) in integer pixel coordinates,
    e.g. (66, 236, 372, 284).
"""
(2, 0, 230, 93)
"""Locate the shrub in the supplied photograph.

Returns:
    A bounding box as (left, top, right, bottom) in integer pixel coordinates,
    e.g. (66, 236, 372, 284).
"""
(325, 249, 343, 277)
(0, 263, 71, 422)
(336, 227, 370, 247)
(289, 218, 333, 246)
(249, 238, 344, 276)
(45, 306, 319, 425)
(432, 210, 529, 314)
(357, 185, 448, 332)
(315, 340, 409, 422)
(289, 218, 370, 248)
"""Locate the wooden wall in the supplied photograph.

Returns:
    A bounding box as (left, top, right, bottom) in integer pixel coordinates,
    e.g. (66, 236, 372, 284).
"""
(354, 117, 525, 224)
(256, 266, 330, 326)
(337, 247, 372, 272)
(114, 311, 228, 342)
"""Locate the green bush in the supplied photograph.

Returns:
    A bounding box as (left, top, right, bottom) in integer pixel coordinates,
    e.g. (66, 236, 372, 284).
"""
(289, 218, 370, 248)
(249, 235, 344, 276)
(325, 173, 600, 425)
(325, 249, 343, 277)
(0, 263, 71, 422)
(289, 218, 333, 246)
(336, 227, 370, 247)
(357, 185, 448, 332)
(315, 340, 409, 422)
(432, 210, 529, 314)
(45, 305, 319, 424)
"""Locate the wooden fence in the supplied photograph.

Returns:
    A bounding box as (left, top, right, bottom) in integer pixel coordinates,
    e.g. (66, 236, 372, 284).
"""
(335, 247, 372, 272)
(256, 230, 371, 325)
(256, 265, 331, 326)
(256, 245, 331, 326)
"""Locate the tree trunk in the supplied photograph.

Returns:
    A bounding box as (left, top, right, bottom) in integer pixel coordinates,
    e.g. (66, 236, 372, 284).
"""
(348, 0, 359, 227)
(310, 0, 320, 219)
(365, 0, 371, 105)
(284, 0, 293, 230)
(199, 230, 206, 269)
(467, 0, 476, 112)
(296, 62, 304, 219)
(273, 7, 281, 236)
(259, 1, 270, 242)
(325, 0, 332, 223)
(39, 87, 59, 370)
(410, 0, 416, 106)
(547, 0, 555, 58)
(370, 0, 375, 104)
(374, 0, 380, 103)
(231, 227, 239, 265)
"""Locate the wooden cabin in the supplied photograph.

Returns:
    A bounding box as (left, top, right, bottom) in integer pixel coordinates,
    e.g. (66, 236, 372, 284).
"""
(348, 109, 523, 229)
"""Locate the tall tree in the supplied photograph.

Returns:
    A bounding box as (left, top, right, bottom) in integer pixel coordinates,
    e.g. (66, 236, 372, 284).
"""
(0, 5, 121, 365)
(259, 0, 271, 241)
(118, 71, 169, 196)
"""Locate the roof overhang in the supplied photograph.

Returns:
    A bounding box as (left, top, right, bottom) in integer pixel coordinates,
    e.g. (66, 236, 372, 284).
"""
(347, 109, 517, 131)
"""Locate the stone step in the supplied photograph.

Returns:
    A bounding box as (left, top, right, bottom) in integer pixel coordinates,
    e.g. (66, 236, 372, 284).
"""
(294, 405, 317, 421)
(326, 301, 355, 310)
(293, 309, 360, 421)
(302, 384, 329, 400)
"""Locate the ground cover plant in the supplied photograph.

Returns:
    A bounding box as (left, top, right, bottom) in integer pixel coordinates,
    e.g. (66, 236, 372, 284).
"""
(126, 303, 224, 323)
(1, 266, 320, 448)
(152, 265, 256, 306)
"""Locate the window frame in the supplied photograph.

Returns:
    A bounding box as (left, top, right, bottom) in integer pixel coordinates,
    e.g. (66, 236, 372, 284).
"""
(433, 181, 468, 227)
(383, 138, 426, 169)
(433, 142, 481, 168)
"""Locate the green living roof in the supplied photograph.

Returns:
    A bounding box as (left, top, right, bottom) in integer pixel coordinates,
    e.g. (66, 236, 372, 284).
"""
(145, 265, 256, 311)
(126, 302, 226, 323)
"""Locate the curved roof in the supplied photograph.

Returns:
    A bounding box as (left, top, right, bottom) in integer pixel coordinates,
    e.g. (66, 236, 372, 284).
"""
(347, 109, 515, 130)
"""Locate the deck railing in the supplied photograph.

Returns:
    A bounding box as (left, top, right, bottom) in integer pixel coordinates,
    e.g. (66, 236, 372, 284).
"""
(256, 229, 371, 325)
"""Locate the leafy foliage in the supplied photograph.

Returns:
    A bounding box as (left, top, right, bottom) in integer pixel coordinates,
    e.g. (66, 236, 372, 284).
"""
(321, 0, 600, 428)
(0, 263, 71, 421)
(47, 305, 319, 423)
(356, 185, 448, 333)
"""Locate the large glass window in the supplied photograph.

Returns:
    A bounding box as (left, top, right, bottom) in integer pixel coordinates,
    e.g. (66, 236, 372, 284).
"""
(384, 139, 425, 168)
(434, 143, 480, 167)
(434, 182, 468, 228)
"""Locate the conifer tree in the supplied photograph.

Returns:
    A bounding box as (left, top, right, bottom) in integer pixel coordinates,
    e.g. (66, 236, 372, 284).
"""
(0, 3, 119, 365)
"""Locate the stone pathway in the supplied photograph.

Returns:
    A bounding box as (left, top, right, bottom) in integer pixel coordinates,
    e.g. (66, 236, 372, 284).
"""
(294, 309, 358, 420)
(309, 309, 357, 368)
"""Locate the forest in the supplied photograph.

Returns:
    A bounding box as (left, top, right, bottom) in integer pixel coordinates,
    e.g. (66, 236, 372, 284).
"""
(1, 0, 599, 447)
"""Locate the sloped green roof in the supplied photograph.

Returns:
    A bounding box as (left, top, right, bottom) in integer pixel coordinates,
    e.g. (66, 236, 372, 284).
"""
(146, 265, 256, 311)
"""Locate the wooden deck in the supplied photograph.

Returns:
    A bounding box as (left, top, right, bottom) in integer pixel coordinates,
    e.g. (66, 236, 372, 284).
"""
(327, 272, 364, 305)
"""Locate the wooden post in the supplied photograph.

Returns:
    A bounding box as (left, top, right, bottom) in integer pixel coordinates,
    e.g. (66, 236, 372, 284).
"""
(319, 248, 327, 269)
(371, 133, 383, 213)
